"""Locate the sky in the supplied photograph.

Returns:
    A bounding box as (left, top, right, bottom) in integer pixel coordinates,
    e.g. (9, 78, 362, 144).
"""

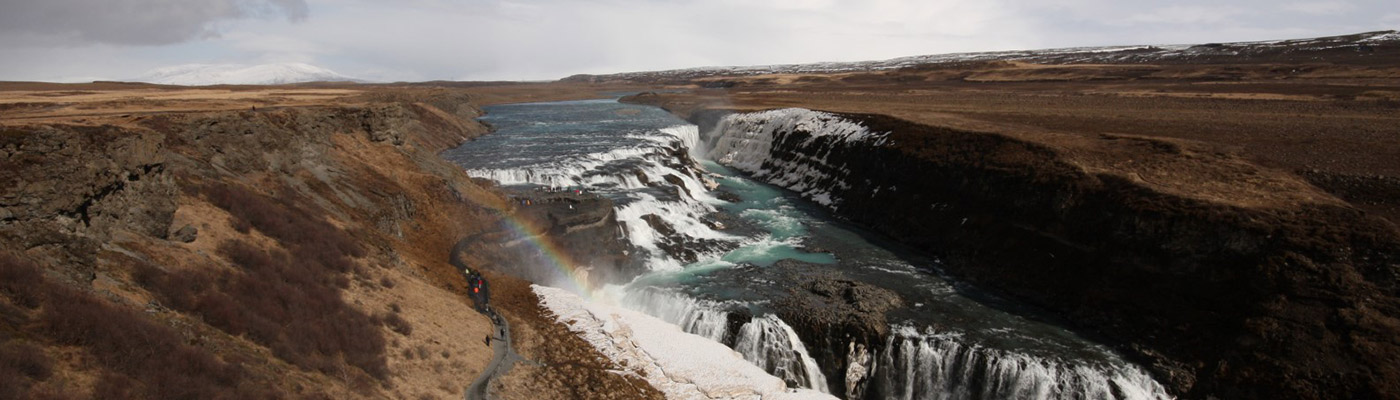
(1, 0, 1397, 82)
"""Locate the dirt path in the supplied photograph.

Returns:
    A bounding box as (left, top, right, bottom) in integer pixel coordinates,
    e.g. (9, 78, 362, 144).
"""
(466, 308, 521, 400)
(455, 230, 533, 400)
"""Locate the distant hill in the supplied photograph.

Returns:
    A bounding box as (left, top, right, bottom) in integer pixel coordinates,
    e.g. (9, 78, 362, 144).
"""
(566, 30, 1400, 83)
(135, 63, 362, 86)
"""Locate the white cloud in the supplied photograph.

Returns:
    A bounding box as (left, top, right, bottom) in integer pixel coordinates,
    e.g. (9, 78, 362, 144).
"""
(221, 31, 324, 63)
(1283, 1, 1356, 15)
(1123, 5, 1247, 25)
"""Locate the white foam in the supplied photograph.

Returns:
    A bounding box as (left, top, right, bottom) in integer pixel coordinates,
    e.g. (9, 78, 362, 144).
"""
(614, 192, 737, 271)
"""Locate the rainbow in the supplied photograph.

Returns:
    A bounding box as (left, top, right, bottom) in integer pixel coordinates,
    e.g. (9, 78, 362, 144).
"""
(497, 213, 596, 296)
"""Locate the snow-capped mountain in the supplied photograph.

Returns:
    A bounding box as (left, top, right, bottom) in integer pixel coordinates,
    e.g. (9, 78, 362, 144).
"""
(136, 63, 361, 86)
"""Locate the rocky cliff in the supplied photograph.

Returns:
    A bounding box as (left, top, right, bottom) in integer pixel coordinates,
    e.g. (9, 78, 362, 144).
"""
(678, 107, 1400, 399)
(0, 86, 658, 399)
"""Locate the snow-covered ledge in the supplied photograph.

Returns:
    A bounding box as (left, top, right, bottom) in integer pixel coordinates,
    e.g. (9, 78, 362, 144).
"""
(534, 285, 836, 400)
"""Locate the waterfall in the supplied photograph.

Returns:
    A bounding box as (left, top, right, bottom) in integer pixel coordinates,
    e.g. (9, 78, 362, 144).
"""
(660, 124, 701, 156)
(458, 100, 1176, 400)
(618, 286, 1170, 400)
(734, 314, 831, 393)
(619, 287, 733, 342)
(620, 288, 831, 393)
(865, 327, 1172, 400)
(702, 108, 889, 209)
(698, 109, 1174, 400)
(464, 123, 736, 271)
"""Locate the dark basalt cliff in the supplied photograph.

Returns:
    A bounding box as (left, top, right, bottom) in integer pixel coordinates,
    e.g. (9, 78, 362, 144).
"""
(685, 109, 1400, 399)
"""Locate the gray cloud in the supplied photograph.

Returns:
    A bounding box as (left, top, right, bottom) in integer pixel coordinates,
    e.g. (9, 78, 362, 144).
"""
(0, 0, 308, 46)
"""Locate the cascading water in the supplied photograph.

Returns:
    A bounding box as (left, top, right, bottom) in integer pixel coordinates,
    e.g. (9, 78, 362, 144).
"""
(616, 286, 830, 393)
(616, 286, 736, 343)
(444, 97, 1173, 399)
(871, 326, 1168, 400)
(735, 314, 831, 392)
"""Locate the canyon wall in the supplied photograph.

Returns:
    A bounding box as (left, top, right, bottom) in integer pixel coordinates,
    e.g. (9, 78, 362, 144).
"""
(685, 107, 1400, 399)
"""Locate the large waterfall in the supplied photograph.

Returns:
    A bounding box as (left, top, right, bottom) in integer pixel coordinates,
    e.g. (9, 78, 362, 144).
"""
(445, 99, 1173, 399)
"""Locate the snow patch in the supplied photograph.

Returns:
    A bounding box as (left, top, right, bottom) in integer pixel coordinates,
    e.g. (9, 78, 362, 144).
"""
(535, 285, 836, 400)
(1363, 31, 1400, 42)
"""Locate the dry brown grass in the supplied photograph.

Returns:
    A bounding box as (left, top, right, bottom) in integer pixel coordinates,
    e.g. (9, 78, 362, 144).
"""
(1, 253, 274, 399)
(128, 183, 389, 382)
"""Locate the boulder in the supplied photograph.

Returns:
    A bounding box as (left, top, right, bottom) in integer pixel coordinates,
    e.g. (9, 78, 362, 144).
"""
(172, 224, 198, 243)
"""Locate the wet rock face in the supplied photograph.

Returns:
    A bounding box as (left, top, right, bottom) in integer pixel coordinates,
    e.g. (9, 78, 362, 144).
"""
(715, 260, 901, 396)
(638, 213, 724, 265)
(713, 190, 742, 203)
(640, 214, 675, 237)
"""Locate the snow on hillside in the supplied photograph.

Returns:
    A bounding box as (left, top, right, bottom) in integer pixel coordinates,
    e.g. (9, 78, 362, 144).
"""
(136, 63, 360, 86)
(534, 285, 836, 400)
(569, 30, 1399, 82)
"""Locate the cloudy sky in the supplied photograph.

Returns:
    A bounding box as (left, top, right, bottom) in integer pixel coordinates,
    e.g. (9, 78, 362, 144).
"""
(1, 0, 1396, 82)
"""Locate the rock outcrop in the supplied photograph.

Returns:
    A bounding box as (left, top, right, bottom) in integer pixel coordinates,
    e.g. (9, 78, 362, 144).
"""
(1, 124, 176, 282)
(706, 260, 902, 396)
(769, 260, 902, 396)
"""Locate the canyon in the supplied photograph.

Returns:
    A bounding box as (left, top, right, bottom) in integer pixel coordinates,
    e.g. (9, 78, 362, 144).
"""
(2, 30, 1399, 400)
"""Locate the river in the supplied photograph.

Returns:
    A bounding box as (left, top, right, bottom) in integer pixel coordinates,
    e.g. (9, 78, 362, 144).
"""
(442, 97, 1172, 400)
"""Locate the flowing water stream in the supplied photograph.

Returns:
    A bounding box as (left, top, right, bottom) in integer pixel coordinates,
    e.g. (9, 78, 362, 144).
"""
(443, 98, 1172, 400)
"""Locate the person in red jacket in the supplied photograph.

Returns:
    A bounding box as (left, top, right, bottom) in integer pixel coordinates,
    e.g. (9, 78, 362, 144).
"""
(465, 269, 490, 312)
